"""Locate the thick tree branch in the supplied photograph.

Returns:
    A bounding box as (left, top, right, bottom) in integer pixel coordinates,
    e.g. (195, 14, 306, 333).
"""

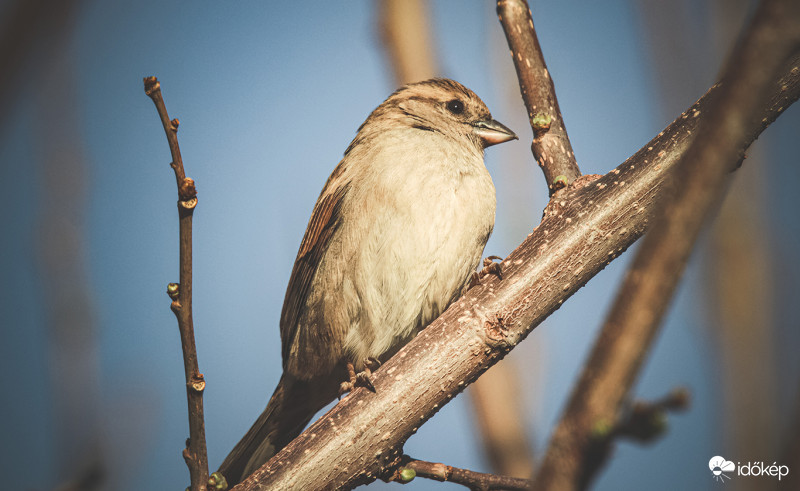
(534, 0, 800, 488)
(144, 76, 209, 491)
(231, 44, 800, 491)
(497, 0, 581, 193)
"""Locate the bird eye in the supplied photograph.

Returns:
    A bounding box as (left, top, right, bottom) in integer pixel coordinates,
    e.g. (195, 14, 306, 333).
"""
(446, 99, 465, 115)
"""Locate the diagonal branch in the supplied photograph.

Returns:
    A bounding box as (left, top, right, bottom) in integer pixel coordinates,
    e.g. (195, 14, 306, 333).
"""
(230, 45, 800, 491)
(144, 76, 209, 491)
(534, 0, 800, 488)
(497, 0, 581, 193)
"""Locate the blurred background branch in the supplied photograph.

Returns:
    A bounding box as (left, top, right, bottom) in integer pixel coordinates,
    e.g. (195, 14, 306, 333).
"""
(0, 0, 83, 131)
(38, 41, 105, 491)
(534, 0, 800, 488)
(378, 0, 437, 85)
(639, 2, 783, 490)
(14, 0, 107, 489)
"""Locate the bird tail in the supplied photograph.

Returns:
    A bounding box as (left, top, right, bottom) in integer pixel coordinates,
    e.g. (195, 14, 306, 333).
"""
(216, 373, 334, 487)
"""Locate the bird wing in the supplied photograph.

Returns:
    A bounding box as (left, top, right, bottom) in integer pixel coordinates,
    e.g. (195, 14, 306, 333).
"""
(279, 161, 349, 371)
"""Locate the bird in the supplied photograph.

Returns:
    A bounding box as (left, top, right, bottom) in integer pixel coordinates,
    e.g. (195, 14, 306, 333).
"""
(217, 78, 517, 486)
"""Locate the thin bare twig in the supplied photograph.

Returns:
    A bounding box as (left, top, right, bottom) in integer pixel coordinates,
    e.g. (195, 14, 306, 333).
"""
(534, 0, 800, 489)
(395, 456, 532, 491)
(496, 0, 581, 193)
(143, 76, 209, 491)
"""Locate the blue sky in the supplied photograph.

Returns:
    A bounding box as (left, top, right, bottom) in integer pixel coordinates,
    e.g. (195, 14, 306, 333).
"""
(1, 1, 798, 490)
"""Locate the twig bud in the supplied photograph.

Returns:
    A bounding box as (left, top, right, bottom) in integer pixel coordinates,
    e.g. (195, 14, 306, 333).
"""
(143, 76, 160, 96)
(553, 175, 569, 190)
(179, 178, 197, 201)
(531, 112, 552, 134)
(167, 282, 180, 299)
(190, 374, 206, 393)
(208, 472, 228, 490)
(398, 467, 416, 482)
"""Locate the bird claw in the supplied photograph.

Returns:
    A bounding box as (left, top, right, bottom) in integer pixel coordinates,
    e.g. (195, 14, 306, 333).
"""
(338, 359, 381, 398)
(482, 255, 503, 280)
(468, 255, 504, 290)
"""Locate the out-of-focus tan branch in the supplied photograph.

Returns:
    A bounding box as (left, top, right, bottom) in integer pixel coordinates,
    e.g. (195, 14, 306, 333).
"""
(468, 361, 535, 478)
(378, 0, 437, 84)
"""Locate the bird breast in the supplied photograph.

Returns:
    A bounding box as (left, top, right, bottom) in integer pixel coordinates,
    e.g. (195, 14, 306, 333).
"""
(331, 130, 497, 366)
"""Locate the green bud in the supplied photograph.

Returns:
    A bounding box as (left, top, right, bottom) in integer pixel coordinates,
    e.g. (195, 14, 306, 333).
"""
(531, 112, 552, 132)
(591, 418, 613, 439)
(208, 471, 228, 490)
(167, 282, 180, 299)
(398, 467, 416, 483)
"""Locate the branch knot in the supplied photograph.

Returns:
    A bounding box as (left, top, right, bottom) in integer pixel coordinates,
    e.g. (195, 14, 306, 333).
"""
(484, 313, 510, 344)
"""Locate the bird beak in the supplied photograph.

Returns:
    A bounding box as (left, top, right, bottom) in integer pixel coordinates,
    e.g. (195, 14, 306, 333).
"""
(473, 119, 518, 147)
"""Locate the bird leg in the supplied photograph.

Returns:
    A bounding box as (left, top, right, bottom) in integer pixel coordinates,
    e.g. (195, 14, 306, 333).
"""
(338, 358, 381, 398)
(468, 255, 504, 290)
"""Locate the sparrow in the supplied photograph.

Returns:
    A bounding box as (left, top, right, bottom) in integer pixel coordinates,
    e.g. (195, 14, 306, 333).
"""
(218, 78, 517, 486)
